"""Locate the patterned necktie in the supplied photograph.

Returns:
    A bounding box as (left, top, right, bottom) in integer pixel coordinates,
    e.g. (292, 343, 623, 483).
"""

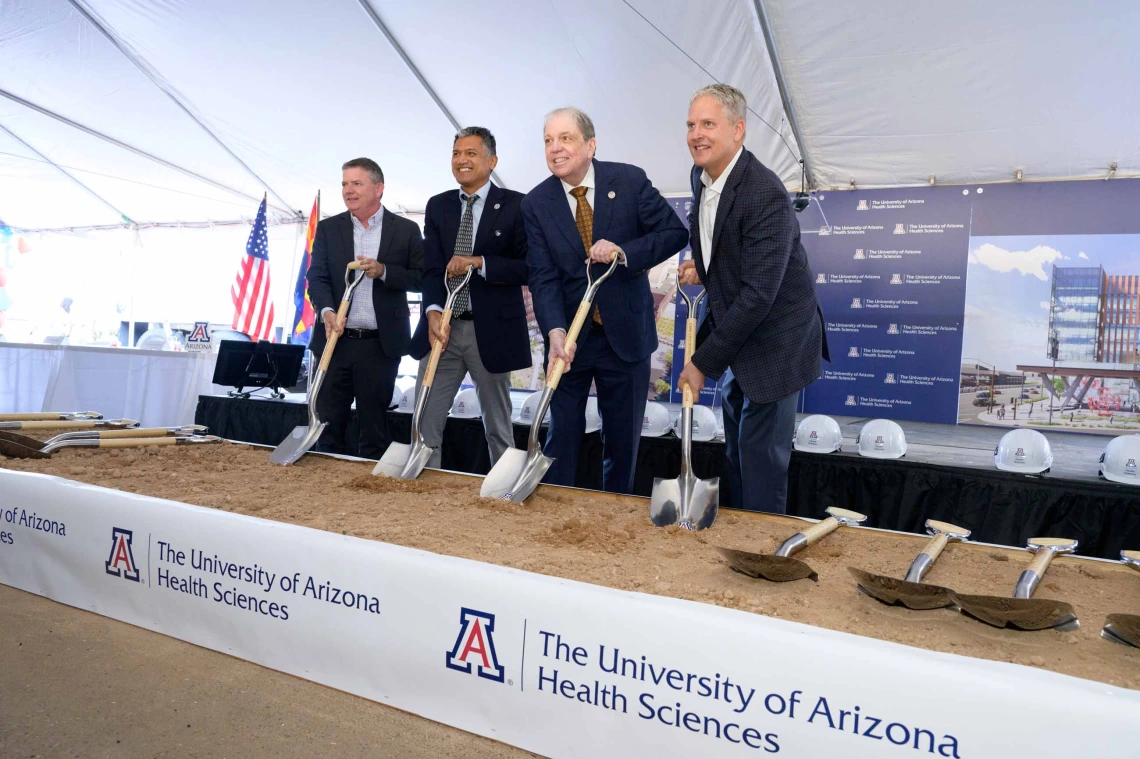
(569, 186, 603, 326)
(449, 193, 478, 315)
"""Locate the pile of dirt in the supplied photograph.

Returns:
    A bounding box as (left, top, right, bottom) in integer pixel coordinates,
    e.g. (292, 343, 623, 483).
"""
(4, 439, 1140, 690)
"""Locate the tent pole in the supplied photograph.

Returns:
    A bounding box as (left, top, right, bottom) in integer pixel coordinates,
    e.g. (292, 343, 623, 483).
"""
(353, 0, 507, 190)
(0, 121, 133, 224)
(751, 0, 815, 189)
(0, 88, 280, 213)
(66, 0, 300, 217)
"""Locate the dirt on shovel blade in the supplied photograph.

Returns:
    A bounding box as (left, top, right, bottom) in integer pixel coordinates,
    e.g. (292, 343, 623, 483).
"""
(848, 567, 955, 610)
(953, 594, 1078, 631)
(718, 547, 818, 582)
(1103, 614, 1140, 648)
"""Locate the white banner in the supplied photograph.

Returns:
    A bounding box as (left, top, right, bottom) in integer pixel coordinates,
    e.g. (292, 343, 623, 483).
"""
(1, 469, 1137, 758)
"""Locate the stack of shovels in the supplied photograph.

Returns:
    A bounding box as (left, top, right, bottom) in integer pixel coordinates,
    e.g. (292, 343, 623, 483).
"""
(1101, 550, 1140, 648)
(0, 417, 219, 459)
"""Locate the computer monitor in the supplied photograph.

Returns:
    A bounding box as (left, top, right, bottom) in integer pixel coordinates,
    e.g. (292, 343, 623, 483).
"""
(212, 340, 305, 399)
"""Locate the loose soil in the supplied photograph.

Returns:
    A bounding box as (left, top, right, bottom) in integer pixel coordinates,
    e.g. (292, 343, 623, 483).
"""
(4, 439, 1140, 692)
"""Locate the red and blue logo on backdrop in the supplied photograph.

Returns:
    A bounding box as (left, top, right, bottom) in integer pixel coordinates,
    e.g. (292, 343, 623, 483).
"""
(106, 527, 140, 582)
(446, 607, 505, 683)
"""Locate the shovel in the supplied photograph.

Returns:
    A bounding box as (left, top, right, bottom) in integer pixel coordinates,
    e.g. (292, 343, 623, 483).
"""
(650, 288, 719, 531)
(849, 520, 970, 609)
(717, 507, 867, 582)
(0, 411, 102, 422)
(1100, 550, 1140, 648)
(480, 253, 622, 502)
(0, 424, 206, 451)
(0, 418, 139, 432)
(270, 261, 364, 465)
(374, 266, 475, 479)
(950, 537, 1080, 631)
(0, 434, 222, 459)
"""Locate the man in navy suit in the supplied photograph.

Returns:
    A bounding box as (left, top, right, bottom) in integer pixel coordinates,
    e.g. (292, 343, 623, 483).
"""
(409, 127, 531, 468)
(523, 107, 688, 494)
(308, 157, 424, 458)
(678, 85, 828, 514)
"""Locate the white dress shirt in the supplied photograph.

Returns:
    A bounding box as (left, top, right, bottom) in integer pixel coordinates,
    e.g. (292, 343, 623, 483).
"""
(699, 146, 744, 273)
(320, 205, 386, 328)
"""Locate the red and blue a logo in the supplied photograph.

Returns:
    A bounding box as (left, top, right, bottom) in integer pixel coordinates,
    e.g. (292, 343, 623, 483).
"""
(446, 608, 504, 683)
(106, 527, 140, 582)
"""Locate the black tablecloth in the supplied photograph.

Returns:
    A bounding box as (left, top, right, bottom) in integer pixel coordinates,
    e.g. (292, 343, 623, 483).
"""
(197, 395, 1140, 559)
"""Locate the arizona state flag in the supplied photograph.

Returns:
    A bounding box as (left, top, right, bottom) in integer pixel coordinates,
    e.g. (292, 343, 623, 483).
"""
(291, 193, 319, 344)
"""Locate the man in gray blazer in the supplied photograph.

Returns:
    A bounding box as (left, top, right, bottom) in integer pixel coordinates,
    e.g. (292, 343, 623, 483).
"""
(678, 84, 828, 514)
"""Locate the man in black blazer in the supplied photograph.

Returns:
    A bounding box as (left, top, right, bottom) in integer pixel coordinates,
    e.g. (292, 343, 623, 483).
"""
(408, 127, 530, 468)
(524, 107, 688, 494)
(678, 85, 829, 514)
(307, 157, 424, 458)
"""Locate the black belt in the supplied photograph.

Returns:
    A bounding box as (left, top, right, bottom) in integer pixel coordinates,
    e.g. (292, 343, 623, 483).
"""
(453, 311, 475, 321)
(341, 328, 379, 339)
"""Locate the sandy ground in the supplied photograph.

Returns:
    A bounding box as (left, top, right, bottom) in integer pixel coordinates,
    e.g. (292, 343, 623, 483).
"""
(0, 584, 535, 759)
(3, 438, 1140, 692)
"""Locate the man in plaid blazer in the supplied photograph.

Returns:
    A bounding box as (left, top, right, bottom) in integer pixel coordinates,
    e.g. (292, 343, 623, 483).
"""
(678, 84, 829, 514)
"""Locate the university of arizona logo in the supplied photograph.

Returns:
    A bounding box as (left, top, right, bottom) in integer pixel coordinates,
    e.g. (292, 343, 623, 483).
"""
(890, 273, 903, 284)
(446, 608, 505, 683)
(853, 249, 865, 260)
(106, 527, 140, 582)
(850, 297, 862, 308)
(816, 273, 827, 284)
(808, 430, 819, 445)
(887, 323, 899, 334)
(857, 199, 869, 211)
(819, 225, 830, 236)
(893, 223, 906, 235)
(884, 373, 897, 384)
(845, 395, 857, 406)
(1125, 458, 1137, 476)
(875, 435, 885, 449)
(848, 347, 859, 358)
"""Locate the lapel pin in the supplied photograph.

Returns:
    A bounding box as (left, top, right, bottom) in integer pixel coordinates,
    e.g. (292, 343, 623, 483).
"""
(495, 230, 501, 237)
(494, 203, 500, 209)
(608, 191, 616, 199)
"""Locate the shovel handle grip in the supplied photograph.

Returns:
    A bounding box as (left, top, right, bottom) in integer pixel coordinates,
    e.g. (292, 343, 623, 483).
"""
(347, 261, 363, 269)
(11, 420, 100, 430)
(318, 297, 355, 373)
(547, 299, 594, 390)
(97, 437, 179, 448)
(93, 428, 173, 439)
(681, 316, 698, 408)
(799, 517, 840, 546)
(922, 532, 950, 563)
(423, 308, 452, 389)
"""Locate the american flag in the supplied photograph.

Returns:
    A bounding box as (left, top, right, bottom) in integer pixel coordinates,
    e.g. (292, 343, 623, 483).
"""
(231, 197, 275, 341)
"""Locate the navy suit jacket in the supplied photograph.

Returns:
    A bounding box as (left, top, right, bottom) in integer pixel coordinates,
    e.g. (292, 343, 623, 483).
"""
(307, 209, 424, 360)
(689, 148, 829, 404)
(523, 160, 688, 364)
(409, 184, 531, 374)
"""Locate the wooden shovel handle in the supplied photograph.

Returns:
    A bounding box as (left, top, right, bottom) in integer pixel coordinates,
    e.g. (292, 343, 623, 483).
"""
(546, 299, 594, 390)
(97, 437, 179, 449)
(94, 428, 173, 439)
(15, 420, 101, 430)
(922, 532, 950, 563)
(681, 315, 698, 409)
(0, 413, 69, 421)
(1026, 548, 1057, 577)
(423, 307, 453, 390)
(318, 297, 354, 373)
(799, 517, 840, 546)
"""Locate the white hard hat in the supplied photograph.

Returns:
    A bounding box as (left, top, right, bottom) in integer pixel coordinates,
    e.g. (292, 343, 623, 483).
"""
(397, 386, 416, 414)
(672, 405, 718, 442)
(450, 387, 481, 418)
(794, 415, 842, 453)
(584, 396, 601, 434)
(994, 428, 1052, 473)
(390, 384, 402, 407)
(856, 419, 906, 459)
(642, 402, 671, 437)
(1099, 434, 1140, 485)
(516, 391, 550, 426)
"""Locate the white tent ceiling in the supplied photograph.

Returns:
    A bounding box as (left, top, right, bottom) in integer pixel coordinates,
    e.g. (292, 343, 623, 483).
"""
(2, 0, 1138, 230)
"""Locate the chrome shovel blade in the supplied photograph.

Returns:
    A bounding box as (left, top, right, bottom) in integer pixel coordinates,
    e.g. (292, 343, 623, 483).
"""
(649, 477, 681, 527)
(682, 477, 720, 531)
(1101, 614, 1140, 648)
(372, 438, 435, 480)
(848, 567, 956, 610)
(269, 422, 326, 466)
(951, 592, 1080, 632)
(480, 446, 553, 503)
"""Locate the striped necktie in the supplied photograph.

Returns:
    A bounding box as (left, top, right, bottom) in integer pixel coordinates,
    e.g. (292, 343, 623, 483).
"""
(449, 193, 478, 315)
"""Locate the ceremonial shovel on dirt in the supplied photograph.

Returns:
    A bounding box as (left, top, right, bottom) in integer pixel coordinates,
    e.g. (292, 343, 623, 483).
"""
(374, 266, 475, 479)
(1101, 550, 1140, 648)
(649, 288, 719, 531)
(718, 507, 868, 582)
(0, 425, 206, 451)
(0, 411, 102, 422)
(0, 418, 138, 432)
(0, 434, 222, 460)
(481, 253, 621, 502)
(951, 537, 1080, 631)
(848, 520, 970, 610)
(270, 261, 364, 465)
